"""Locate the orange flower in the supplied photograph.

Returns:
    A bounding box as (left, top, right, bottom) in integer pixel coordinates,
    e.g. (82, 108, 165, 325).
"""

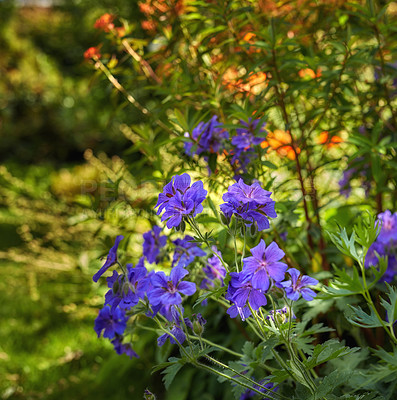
(317, 131, 342, 148)
(141, 20, 157, 32)
(261, 129, 300, 160)
(298, 68, 322, 79)
(139, 2, 155, 15)
(84, 46, 101, 60)
(222, 68, 267, 95)
(94, 13, 115, 32)
(243, 32, 256, 42)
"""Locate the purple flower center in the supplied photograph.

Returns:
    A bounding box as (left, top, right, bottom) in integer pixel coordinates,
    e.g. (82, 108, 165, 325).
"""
(166, 281, 177, 293)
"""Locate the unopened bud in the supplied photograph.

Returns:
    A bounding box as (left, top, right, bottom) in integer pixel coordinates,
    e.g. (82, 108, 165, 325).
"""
(220, 213, 230, 226)
(249, 223, 257, 237)
(112, 279, 120, 295)
(144, 389, 156, 400)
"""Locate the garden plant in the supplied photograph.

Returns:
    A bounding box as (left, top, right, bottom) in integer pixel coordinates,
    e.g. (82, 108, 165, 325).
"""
(84, 0, 397, 398)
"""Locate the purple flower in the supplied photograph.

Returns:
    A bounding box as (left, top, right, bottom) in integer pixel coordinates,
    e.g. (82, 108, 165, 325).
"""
(94, 306, 127, 339)
(220, 180, 276, 232)
(104, 263, 149, 311)
(148, 267, 196, 306)
(377, 210, 397, 245)
(226, 304, 252, 321)
(365, 241, 386, 268)
(266, 306, 295, 323)
(226, 271, 268, 310)
(143, 226, 167, 264)
(172, 236, 206, 268)
(225, 179, 272, 204)
(279, 268, 318, 301)
(157, 325, 186, 346)
(184, 116, 229, 156)
(155, 174, 207, 229)
(242, 240, 288, 292)
(111, 335, 139, 358)
(93, 235, 124, 282)
(200, 247, 227, 289)
(240, 378, 278, 400)
(365, 239, 397, 283)
(232, 118, 266, 150)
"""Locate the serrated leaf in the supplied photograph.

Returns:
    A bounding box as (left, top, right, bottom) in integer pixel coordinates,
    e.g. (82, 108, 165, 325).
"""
(346, 305, 383, 328)
(305, 339, 358, 369)
(162, 362, 183, 390)
(380, 283, 397, 326)
(315, 370, 352, 399)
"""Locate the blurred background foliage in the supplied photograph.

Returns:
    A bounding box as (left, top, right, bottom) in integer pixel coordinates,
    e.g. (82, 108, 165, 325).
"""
(1, 0, 397, 399)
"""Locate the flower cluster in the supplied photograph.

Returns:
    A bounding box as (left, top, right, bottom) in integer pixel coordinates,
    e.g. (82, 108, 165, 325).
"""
(220, 179, 277, 232)
(278, 268, 318, 301)
(172, 235, 206, 268)
(155, 173, 207, 229)
(226, 240, 286, 319)
(200, 247, 227, 290)
(365, 210, 397, 282)
(94, 13, 126, 37)
(184, 116, 229, 157)
(143, 226, 167, 264)
(230, 118, 266, 177)
(226, 240, 318, 320)
(93, 233, 199, 356)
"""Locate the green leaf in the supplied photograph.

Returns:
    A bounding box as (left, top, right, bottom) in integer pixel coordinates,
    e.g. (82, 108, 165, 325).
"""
(380, 283, 397, 327)
(304, 339, 358, 369)
(346, 305, 383, 328)
(193, 286, 227, 308)
(315, 369, 353, 399)
(324, 265, 363, 297)
(162, 362, 184, 390)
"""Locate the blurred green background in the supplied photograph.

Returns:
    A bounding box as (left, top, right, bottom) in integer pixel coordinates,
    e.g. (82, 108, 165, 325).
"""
(0, 1, 164, 398)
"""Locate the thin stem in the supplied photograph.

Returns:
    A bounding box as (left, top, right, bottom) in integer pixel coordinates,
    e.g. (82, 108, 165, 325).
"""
(93, 58, 172, 134)
(121, 38, 162, 84)
(196, 361, 274, 399)
(189, 336, 243, 358)
(188, 217, 230, 273)
(232, 226, 240, 272)
(204, 355, 285, 400)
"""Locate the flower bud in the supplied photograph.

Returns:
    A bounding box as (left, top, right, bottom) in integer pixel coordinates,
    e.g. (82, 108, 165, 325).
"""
(220, 212, 230, 226)
(144, 389, 156, 400)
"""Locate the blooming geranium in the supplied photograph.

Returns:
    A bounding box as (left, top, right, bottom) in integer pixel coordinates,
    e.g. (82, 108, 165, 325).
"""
(220, 179, 277, 231)
(184, 116, 229, 156)
(143, 226, 167, 264)
(93, 235, 124, 282)
(149, 267, 196, 306)
(104, 262, 149, 311)
(279, 268, 318, 301)
(200, 247, 227, 289)
(377, 210, 397, 245)
(157, 325, 186, 346)
(242, 240, 288, 291)
(364, 210, 397, 282)
(230, 119, 267, 176)
(226, 272, 267, 313)
(94, 306, 127, 339)
(240, 378, 278, 400)
(111, 335, 139, 358)
(155, 173, 207, 229)
(172, 236, 206, 268)
(232, 119, 266, 151)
